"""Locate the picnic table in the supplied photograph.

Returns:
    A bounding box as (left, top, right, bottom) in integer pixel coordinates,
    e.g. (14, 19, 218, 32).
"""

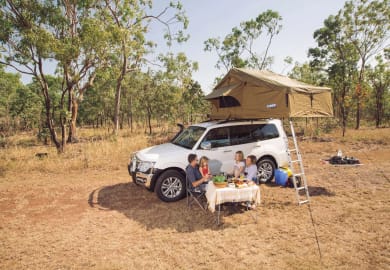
(205, 181, 261, 213)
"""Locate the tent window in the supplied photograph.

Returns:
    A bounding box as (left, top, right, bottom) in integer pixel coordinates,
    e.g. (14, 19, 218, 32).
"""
(219, 96, 240, 108)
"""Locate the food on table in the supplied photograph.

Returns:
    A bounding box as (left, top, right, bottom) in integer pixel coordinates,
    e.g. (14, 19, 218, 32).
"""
(233, 179, 248, 188)
(212, 175, 226, 183)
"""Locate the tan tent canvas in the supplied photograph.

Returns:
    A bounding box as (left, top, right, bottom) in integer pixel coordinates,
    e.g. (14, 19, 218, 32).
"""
(205, 68, 333, 119)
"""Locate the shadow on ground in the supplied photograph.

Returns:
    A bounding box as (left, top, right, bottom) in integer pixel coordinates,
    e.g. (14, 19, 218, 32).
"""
(88, 182, 227, 232)
(264, 183, 335, 197)
(306, 186, 335, 197)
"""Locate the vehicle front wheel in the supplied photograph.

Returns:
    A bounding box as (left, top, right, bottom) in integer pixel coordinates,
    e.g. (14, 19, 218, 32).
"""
(155, 170, 185, 202)
(257, 158, 276, 183)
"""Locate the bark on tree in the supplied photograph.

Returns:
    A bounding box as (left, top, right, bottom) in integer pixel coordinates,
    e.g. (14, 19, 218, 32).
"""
(113, 49, 126, 135)
(355, 62, 365, 130)
(67, 93, 79, 143)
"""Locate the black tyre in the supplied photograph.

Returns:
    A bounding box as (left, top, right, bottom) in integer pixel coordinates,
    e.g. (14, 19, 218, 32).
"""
(257, 158, 276, 183)
(155, 170, 185, 202)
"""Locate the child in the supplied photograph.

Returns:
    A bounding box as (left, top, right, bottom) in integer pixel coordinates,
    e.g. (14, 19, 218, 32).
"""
(233, 151, 245, 178)
(245, 155, 258, 210)
(199, 156, 210, 177)
(245, 155, 258, 184)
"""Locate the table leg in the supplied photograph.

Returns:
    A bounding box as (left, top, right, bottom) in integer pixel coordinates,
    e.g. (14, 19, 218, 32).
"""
(217, 203, 221, 225)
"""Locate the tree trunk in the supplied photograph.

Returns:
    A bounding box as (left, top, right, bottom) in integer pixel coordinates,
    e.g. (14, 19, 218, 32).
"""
(147, 107, 152, 135)
(355, 95, 361, 130)
(113, 41, 127, 135)
(67, 92, 79, 143)
(355, 62, 366, 130)
(375, 83, 384, 128)
(340, 84, 349, 137)
(41, 83, 62, 152)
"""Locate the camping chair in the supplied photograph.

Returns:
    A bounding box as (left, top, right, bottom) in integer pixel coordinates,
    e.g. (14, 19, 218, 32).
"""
(186, 175, 207, 213)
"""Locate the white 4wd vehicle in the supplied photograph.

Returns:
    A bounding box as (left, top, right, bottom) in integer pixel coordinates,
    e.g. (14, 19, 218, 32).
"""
(128, 119, 289, 202)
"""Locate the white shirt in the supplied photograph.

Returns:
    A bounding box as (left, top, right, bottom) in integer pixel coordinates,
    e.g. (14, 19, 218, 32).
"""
(245, 164, 257, 181)
(233, 161, 245, 176)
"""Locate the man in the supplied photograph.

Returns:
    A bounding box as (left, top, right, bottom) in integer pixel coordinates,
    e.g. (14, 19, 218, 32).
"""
(186, 153, 210, 192)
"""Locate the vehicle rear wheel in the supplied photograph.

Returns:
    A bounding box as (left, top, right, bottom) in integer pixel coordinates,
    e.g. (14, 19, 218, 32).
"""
(155, 170, 185, 202)
(257, 158, 276, 183)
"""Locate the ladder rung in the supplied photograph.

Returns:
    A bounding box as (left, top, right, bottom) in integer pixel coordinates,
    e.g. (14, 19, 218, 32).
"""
(290, 160, 300, 163)
(293, 173, 304, 176)
(288, 149, 297, 152)
(299, 200, 310, 204)
(296, 187, 306, 191)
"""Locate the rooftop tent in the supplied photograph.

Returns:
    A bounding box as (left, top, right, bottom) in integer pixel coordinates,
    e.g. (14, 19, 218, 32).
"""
(205, 68, 333, 119)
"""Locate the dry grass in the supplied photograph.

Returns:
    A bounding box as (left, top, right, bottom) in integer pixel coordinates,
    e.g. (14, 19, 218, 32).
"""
(0, 127, 389, 269)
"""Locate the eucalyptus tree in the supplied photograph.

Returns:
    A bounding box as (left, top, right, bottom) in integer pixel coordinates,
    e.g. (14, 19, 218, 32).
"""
(158, 51, 199, 123)
(0, 66, 20, 131)
(204, 10, 282, 72)
(367, 55, 390, 127)
(99, 0, 189, 135)
(340, 0, 390, 129)
(309, 15, 359, 136)
(0, 0, 109, 152)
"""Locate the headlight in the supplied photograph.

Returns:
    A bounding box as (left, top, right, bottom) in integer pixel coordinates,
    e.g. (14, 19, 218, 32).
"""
(129, 152, 137, 164)
(137, 161, 156, 173)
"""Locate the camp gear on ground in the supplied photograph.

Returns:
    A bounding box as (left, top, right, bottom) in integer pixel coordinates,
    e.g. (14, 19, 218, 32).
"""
(275, 168, 289, 186)
(328, 156, 360, 165)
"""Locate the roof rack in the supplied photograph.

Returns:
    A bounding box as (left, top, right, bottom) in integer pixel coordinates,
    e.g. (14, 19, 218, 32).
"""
(209, 118, 273, 124)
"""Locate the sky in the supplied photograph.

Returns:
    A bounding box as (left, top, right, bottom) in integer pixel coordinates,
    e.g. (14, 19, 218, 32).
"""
(147, 0, 347, 93)
(13, 0, 347, 94)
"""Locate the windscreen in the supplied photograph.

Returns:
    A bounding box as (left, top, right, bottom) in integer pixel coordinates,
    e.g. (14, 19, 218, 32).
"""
(171, 126, 206, 149)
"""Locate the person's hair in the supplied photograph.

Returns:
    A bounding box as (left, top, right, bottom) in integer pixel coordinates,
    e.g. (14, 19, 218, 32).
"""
(199, 156, 209, 167)
(188, 153, 197, 164)
(247, 155, 257, 164)
(235, 151, 244, 161)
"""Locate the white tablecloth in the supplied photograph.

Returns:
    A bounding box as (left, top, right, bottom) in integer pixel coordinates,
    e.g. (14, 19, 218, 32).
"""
(205, 183, 261, 212)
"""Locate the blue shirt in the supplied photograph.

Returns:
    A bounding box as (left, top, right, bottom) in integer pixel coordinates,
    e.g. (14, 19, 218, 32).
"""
(186, 164, 203, 187)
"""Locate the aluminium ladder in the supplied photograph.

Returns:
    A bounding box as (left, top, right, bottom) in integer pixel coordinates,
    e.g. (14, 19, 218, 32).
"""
(286, 121, 310, 205)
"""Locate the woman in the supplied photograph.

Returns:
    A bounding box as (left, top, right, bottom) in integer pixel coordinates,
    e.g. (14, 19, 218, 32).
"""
(233, 151, 245, 178)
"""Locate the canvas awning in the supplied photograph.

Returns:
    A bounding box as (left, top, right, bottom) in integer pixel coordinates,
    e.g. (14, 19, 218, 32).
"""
(204, 83, 241, 99)
(206, 68, 333, 119)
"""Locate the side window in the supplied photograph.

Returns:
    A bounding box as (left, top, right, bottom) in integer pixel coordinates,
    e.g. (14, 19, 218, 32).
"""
(252, 124, 279, 141)
(230, 125, 255, 145)
(201, 127, 230, 148)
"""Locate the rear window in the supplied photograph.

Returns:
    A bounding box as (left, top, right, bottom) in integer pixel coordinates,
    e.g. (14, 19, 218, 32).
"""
(201, 124, 280, 148)
(230, 124, 279, 145)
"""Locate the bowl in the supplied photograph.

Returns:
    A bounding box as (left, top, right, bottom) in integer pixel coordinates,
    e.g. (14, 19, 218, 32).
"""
(213, 181, 228, 188)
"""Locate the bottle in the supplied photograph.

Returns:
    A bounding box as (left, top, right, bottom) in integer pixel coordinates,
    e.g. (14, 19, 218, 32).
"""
(337, 149, 342, 157)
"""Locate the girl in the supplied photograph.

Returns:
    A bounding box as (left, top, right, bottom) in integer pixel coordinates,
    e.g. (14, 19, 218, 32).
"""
(199, 156, 210, 177)
(233, 151, 245, 178)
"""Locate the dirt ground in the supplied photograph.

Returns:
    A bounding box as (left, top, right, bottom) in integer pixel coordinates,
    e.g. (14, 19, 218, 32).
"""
(0, 128, 389, 269)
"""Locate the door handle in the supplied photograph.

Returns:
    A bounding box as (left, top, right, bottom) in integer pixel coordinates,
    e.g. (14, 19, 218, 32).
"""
(223, 150, 232, 153)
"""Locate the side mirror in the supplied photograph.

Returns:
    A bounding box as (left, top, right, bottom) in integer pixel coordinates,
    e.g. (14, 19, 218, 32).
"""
(200, 141, 211, 150)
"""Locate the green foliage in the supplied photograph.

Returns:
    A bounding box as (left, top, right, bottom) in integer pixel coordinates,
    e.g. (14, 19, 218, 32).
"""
(309, 0, 389, 134)
(366, 55, 390, 127)
(9, 86, 41, 129)
(204, 10, 282, 72)
(0, 66, 21, 121)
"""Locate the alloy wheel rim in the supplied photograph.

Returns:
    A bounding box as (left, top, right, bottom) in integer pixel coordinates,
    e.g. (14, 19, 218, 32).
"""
(258, 162, 273, 181)
(161, 177, 182, 198)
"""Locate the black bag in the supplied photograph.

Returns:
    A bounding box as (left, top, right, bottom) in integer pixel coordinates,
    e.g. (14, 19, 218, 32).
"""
(329, 156, 360, 165)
